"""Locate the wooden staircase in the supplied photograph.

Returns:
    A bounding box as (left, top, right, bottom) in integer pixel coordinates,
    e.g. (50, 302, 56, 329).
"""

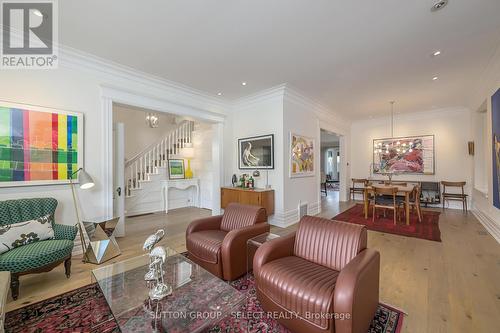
(124, 120, 194, 198)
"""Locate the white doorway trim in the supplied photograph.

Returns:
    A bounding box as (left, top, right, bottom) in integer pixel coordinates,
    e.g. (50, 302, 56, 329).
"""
(100, 86, 226, 223)
(318, 124, 349, 204)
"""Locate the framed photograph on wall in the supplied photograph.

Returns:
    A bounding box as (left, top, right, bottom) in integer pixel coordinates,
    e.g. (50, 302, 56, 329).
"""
(0, 101, 84, 187)
(372, 135, 435, 175)
(168, 159, 185, 179)
(290, 132, 315, 178)
(238, 134, 274, 169)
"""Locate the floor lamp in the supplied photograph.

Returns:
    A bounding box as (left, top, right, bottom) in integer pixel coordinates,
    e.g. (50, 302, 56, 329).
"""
(70, 168, 95, 261)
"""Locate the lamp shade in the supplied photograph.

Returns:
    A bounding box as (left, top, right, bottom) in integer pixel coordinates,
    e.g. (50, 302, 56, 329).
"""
(78, 169, 95, 189)
(182, 147, 195, 159)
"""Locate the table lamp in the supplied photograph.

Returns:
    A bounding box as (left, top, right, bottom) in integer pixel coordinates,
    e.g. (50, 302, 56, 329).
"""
(70, 168, 95, 259)
(182, 144, 195, 179)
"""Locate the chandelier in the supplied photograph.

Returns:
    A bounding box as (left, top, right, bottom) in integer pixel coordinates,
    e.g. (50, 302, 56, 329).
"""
(146, 113, 159, 128)
(373, 101, 414, 154)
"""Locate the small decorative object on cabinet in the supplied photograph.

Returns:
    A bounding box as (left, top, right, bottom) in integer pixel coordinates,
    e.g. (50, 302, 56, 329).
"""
(168, 159, 185, 179)
(221, 187, 274, 215)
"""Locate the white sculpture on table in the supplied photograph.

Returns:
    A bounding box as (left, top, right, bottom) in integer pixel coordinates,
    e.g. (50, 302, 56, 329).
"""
(148, 246, 172, 300)
(143, 229, 165, 281)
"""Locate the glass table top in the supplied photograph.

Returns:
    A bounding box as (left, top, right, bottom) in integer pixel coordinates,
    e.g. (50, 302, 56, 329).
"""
(92, 248, 246, 333)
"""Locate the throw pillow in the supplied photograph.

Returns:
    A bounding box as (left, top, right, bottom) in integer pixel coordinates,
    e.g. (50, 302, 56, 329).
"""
(0, 214, 55, 254)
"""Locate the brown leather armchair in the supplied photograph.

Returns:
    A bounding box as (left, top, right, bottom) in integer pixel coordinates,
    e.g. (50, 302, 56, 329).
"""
(254, 216, 380, 333)
(186, 203, 269, 280)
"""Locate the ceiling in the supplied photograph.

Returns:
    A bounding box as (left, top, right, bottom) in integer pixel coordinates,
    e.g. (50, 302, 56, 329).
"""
(59, 0, 500, 119)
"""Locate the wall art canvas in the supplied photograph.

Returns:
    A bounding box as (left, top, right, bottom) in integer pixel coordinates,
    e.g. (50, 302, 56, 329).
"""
(290, 132, 314, 178)
(168, 159, 185, 179)
(373, 135, 435, 175)
(238, 134, 274, 169)
(0, 102, 83, 187)
(491, 88, 500, 209)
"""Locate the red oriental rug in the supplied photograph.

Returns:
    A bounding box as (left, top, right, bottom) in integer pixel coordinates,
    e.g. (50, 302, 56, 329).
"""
(5, 272, 404, 333)
(333, 204, 441, 242)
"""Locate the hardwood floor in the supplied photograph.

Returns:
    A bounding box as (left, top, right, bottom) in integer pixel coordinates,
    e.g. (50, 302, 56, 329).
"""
(6, 193, 500, 333)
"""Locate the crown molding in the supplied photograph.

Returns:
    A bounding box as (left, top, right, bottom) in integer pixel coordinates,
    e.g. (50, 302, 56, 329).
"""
(352, 106, 470, 126)
(59, 46, 229, 113)
(231, 83, 287, 110)
(283, 85, 351, 131)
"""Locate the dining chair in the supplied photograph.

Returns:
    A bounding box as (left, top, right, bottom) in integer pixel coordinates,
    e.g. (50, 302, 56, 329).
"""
(350, 178, 367, 200)
(320, 172, 327, 196)
(441, 181, 468, 212)
(399, 184, 422, 222)
(372, 186, 403, 225)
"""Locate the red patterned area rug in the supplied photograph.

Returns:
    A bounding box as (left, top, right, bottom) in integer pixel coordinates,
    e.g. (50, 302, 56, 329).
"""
(5, 273, 404, 333)
(333, 204, 441, 242)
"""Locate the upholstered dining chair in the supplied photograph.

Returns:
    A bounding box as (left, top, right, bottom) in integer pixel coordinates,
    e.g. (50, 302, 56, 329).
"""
(186, 203, 269, 280)
(0, 198, 77, 300)
(372, 186, 404, 224)
(254, 216, 380, 333)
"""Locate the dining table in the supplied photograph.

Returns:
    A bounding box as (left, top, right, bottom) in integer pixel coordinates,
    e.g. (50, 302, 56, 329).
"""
(363, 183, 416, 225)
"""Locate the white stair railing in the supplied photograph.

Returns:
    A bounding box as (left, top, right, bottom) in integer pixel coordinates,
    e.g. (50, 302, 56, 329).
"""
(125, 120, 194, 196)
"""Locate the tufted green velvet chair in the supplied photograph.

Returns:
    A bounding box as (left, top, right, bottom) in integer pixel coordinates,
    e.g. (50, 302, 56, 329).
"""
(0, 198, 77, 300)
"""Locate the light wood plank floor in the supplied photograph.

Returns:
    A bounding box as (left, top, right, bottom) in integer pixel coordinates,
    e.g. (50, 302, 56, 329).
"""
(6, 191, 500, 333)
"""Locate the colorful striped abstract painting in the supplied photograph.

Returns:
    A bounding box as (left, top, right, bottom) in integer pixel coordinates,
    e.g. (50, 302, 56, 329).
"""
(0, 106, 79, 183)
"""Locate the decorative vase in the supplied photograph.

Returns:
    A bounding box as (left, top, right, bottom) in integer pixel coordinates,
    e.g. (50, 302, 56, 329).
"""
(185, 159, 193, 179)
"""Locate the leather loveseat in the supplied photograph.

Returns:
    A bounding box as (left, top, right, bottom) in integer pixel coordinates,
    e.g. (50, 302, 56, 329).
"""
(254, 216, 380, 333)
(186, 203, 269, 280)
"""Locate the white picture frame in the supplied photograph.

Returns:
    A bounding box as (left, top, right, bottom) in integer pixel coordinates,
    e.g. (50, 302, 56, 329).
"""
(289, 132, 315, 178)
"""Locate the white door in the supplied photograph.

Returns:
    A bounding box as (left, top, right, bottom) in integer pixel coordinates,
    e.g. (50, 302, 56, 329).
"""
(113, 123, 125, 237)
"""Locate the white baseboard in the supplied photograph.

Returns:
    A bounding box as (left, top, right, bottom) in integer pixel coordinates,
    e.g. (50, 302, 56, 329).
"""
(472, 206, 500, 244)
(270, 201, 321, 228)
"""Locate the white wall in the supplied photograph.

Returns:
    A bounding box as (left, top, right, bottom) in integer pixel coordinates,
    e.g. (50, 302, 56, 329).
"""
(113, 105, 177, 161)
(350, 108, 473, 207)
(226, 87, 285, 225)
(283, 96, 322, 218)
(192, 122, 214, 209)
(468, 44, 500, 243)
(0, 48, 227, 235)
(225, 85, 351, 227)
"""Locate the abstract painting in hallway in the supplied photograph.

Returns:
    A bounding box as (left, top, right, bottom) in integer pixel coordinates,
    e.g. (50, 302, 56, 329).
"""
(492, 89, 500, 209)
(0, 102, 83, 187)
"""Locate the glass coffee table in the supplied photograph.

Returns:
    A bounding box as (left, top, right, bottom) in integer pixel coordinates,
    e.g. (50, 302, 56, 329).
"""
(92, 247, 246, 333)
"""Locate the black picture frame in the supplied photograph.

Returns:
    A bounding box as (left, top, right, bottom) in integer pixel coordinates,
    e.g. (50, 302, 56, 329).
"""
(238, 134, 274, 170)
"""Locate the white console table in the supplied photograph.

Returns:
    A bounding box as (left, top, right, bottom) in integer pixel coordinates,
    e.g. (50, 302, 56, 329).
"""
(162, 178, 200, 213)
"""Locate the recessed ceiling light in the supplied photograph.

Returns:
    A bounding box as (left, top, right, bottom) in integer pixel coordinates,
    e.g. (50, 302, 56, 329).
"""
(431, 0, 448, 12)
(217, 92, 222, 96)
(432, 50, 441, 57)
(241, 82, 247, 86)
(432, 76, 439, 81)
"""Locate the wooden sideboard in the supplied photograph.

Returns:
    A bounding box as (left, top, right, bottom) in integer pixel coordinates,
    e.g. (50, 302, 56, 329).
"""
(221, 187, 275, 215)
